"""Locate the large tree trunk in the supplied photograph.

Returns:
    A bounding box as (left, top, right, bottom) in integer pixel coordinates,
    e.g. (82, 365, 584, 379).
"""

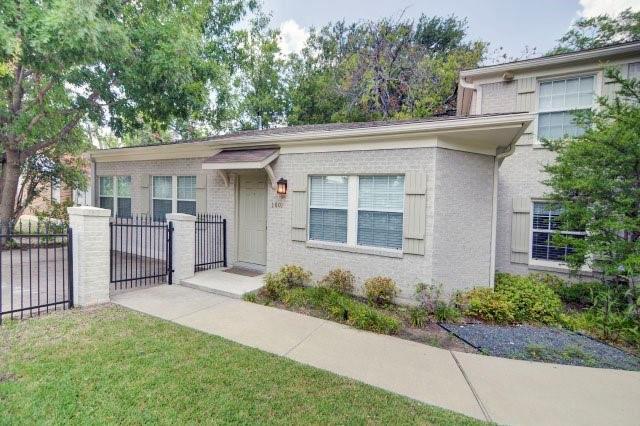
(0, 149, 21, 223)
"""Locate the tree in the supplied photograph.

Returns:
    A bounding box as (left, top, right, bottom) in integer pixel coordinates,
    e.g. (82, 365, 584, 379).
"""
(234, 13, 289, 130)
(0, 0, 255, 221)
(287, 14, 485, 125)
(549, 8, 640, 54)
(543, 69, 640, 299)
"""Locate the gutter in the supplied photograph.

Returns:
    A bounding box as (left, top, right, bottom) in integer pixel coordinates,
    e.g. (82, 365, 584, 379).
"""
(489, 134, 519, 286)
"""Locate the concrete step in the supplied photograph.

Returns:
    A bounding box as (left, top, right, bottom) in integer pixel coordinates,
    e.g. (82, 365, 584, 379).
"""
(179, 268, 264, 299)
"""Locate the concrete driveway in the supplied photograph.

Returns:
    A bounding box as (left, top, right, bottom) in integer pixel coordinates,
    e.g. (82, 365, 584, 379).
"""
(112, 285, 640, 426)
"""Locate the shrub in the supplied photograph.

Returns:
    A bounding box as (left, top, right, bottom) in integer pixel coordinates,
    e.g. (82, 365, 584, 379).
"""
(495, 273, 563, 324)
(263, 273, 288, 300)
(409, 307, 428, 327)
(531, 273, 613, 307)
(242, 293, 257, 303)
(363, 276, 398, 306)
(279, 264, 312, 288)
(457, 288, 515, 324)
(320, 268, 355, 294)
(262, 265, 312, 300)
(414, 283, 461, 323)
(281, 287, 311, 309)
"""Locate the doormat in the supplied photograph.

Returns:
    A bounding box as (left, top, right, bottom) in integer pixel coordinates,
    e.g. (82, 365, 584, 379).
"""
(223, 267, 263, 277)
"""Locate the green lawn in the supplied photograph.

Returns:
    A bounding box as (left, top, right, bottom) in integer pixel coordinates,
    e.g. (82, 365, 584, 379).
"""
(0, 306, 484, 425)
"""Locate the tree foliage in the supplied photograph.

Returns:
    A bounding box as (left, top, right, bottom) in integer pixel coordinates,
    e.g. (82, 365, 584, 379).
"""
(286, 14, 485, 124)
(543, 70, 640, 289)
(549, 8, 640, 54)
(0, 0, 256, 220)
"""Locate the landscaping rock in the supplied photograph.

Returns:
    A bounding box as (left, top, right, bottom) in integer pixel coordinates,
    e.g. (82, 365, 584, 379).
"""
(441, 323, 640, 371)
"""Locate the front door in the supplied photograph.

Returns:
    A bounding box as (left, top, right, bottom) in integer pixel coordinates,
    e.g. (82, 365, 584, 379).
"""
(238, 174, 268, 266)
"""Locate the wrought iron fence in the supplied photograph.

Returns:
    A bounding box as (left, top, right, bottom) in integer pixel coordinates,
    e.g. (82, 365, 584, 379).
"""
(195, 213, 227, 272)
(109, 216, 173, 291)
(0, 220, 73, 324)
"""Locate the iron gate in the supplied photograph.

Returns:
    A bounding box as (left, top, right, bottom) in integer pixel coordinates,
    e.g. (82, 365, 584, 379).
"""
(195, 214, 227, 272)
(0, 220, 73, 324)
(110, 216, 173, 291)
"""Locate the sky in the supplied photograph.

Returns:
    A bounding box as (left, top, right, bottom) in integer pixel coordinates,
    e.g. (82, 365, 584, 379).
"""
(263, 0, 640, 58)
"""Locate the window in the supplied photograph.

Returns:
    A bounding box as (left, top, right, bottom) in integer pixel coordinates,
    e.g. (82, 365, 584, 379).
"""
(152, 175, 197, 220)
(531, 202, 584, 262)
(309, 176, 348, 243)
(177, 176, 196, 216)
(152, 176, 173, 221)
(358, 175, 404, 249)
(99, 176, 132, 217)
(308, 175, 405, 250)
(116, 176, 132, 218)
(537, 76, 595, 140)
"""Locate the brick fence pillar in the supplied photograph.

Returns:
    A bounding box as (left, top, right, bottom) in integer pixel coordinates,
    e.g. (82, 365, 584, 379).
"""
(68, 206, 111, 306)
(166, 213, 196, 283)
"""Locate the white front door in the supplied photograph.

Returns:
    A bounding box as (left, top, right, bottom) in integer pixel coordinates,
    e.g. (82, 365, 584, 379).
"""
(238, 174, 267, 266)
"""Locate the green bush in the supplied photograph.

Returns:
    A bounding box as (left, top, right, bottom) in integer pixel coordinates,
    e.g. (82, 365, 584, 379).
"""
(263, 273, 288, 300)
(495, 273, 563, 324)
(279, 264, 312, 288)
(409, 306, 428, 327)
(531, 273, 613, 306)
(414, 283, 461, 324)
(320, 268, 355, 294)
(457, 288, 515, 324)
(435, 304, 461, 323)
(280, 287, 400, 334)
(363, 276, 398, 307)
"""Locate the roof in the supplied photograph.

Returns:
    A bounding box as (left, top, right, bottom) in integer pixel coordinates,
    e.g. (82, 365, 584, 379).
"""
(90, 112, 534, 162)
(92, 113, 524, 152)
(460, 40, 640, 79)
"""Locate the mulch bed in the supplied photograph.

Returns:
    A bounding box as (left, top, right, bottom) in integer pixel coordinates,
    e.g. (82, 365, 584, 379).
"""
(441, 323, 640, 371)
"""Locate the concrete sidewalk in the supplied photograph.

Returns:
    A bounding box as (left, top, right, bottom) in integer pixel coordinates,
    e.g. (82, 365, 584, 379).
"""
(112, 285, 640, 426)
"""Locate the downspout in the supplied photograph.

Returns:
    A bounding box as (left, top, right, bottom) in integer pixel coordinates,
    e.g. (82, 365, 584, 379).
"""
(489, 140, 517, 286)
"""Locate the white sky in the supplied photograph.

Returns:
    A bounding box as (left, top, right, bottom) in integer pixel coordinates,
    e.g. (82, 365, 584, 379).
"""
(267, 0, 640, 57)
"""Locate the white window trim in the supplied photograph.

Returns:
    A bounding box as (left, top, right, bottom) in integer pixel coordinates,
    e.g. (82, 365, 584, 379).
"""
(98, 176, 131, 217)
(307, 174, 405, 251)
(152, 175, 196, 216)
(528, 200, 587, 269)
(533, 71, 603, 145)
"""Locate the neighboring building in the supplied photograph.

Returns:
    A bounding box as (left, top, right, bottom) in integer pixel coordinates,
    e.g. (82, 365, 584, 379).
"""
(89, 41, 640, 301)
(456, 41, 640, 278)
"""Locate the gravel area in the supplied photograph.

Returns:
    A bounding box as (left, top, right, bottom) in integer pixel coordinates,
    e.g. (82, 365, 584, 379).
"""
(441, 323, 640, 371)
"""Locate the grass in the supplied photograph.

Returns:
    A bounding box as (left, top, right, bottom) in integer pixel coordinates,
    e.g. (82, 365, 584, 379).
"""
(0, 306, 483, 425)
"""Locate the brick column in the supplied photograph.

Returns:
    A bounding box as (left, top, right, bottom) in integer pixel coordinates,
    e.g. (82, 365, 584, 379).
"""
(68, 206, 111, 306)
(166, 213, 196, 283)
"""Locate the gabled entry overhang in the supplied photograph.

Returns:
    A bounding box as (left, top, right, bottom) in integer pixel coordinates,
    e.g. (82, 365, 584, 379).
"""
(201, 147, 280, 188)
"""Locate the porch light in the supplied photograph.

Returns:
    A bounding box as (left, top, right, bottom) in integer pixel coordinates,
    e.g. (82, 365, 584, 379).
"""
(276, 178, 287, 196)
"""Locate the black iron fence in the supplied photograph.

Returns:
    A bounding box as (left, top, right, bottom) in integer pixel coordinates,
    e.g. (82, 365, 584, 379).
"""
(195, 213, 227, 272)
(0, 220, 73, 324)
(109, 216, 173, 291)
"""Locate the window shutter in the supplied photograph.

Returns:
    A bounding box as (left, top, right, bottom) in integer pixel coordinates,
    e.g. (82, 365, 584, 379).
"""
(196, 174, 207, 214)
(139, 175, 150, 215)
(511, 197, 530, 264)
(403, 171, 426, 255)
(291, 173, 308, 242)
(516, 77, 536, 135)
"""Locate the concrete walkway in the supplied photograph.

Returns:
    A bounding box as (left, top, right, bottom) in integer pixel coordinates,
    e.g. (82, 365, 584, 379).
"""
(112, 285, 640, 426)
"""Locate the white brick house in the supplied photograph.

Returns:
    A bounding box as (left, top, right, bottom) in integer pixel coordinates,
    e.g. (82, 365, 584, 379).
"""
(90, 41, 640, 301)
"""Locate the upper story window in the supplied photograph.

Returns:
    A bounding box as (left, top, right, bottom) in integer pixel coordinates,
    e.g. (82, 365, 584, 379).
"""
(537, 76, 595, 140)
(152, 175, 196, 220)
(531, 201, 584, 262)
(99, 176, 131, 218)
(308, 175, 404, 250)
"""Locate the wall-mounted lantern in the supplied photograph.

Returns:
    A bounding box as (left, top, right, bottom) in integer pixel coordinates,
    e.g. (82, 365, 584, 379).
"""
(276, 178, 288, 196)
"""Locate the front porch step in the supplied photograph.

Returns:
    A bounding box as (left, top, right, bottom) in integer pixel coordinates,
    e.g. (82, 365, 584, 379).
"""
(179, 268, 264, 299)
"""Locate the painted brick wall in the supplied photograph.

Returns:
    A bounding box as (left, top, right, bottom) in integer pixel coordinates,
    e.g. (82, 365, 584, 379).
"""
(480, 81, 518, 114)
(95, 158, 238, 264)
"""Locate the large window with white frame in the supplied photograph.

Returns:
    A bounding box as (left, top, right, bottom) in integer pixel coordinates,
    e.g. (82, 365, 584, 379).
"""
(308, 175, 404, 250)
(152, 175, 197, 220)
(537, 75, 595, 140)
(99, 176, 131, 218)
(531, 201, 585, 262)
